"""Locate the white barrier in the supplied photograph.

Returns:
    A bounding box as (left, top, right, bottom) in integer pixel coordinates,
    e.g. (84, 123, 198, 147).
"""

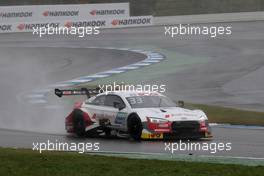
(0, 3, 154, 33)
(0, 3, 129, 23)
(0, 16, 153, 33)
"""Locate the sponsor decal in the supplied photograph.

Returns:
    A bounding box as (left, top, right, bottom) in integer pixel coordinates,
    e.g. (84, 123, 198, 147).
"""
(114, 112, 127, 124)
(0, 24, 12, 31)
(64, 20, 106, 27)
(171, 113, 197, 117)
(165, 114, 170, 118)
(141, 132, 163, 139)
(92, 113, 96, 120)
(111, 20, 119, 26)
(111, 17, 152, 26)
(149, 133, 163, 139)
(64, 22, 73, 28)
(42, 11, 79, 17)
(17, 24, 25, 31)
(90, 9, 125, 16)
(0, 12, 33, 18)
(17, 23, 59, 31)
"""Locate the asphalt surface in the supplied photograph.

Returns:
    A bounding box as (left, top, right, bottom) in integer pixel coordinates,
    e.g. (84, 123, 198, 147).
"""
(1, 126, 264, 158)
(0, 21, 263, 158)
(2, 21, 263, 111)
(0, 44, 145, 133)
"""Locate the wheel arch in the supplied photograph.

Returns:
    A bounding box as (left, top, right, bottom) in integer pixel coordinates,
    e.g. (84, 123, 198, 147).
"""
(66, 108, 92, 133)
(127, 112, 140, 123)
(73, 108, 91, 124)
(126, 112, 143, 141)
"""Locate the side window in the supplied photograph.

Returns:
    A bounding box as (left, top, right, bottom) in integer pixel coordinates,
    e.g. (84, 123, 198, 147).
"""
(105, 95, 125, 108)
(91, 95, 106, 106)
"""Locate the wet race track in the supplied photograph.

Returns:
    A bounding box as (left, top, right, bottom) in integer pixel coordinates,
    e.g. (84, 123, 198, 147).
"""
(0, 21, 264, 159)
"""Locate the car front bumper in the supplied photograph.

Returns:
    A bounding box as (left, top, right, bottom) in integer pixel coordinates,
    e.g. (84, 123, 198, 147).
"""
(141, 120, 212, 140)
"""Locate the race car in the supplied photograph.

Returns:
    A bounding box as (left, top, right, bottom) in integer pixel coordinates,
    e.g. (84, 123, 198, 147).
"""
(56, 88, 212, 140)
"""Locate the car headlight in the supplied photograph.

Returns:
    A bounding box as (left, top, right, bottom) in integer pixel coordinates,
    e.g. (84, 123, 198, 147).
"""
(147, 117, 168, 123)
(194, 110, 208, 120)
(199, 115, 208, 121)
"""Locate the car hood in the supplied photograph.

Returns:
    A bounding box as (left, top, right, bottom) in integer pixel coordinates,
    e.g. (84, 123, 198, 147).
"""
(134, 107, 207, 122)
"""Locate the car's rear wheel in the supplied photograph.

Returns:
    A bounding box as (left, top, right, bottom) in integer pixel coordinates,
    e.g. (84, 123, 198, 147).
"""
(73, 109, 86, 137)
(104, 128, 112, 137)
(127, 115, 142, 141)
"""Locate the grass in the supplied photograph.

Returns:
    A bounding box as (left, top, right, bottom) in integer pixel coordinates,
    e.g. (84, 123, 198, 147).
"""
(187, 103, 264, 126)
(0, 148, 264, 176)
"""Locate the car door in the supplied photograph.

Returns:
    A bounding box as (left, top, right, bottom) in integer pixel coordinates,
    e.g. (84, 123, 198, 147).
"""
(83, 95, 106, 123)
(104, 94, 128, 128)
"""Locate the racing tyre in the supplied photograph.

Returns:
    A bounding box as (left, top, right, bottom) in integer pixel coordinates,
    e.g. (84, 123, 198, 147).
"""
(127, 115, 143, 141)
(73, 109, 86, 137)
(104, 128, 112, 137)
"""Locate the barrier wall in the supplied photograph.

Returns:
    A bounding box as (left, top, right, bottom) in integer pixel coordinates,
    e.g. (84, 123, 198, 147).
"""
(0, 0, 263, 16)
(0, 3, 153, 33)
(0, 16, 153, 33)
(0, 3, 129, 22)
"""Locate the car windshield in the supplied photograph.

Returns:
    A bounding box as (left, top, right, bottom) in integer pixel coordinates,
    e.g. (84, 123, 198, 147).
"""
(126, 96, 176, 108)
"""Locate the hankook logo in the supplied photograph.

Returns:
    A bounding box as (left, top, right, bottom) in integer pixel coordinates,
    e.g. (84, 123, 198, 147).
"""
(0, 24, 12, 31)
(89, 9, 125, 16)
(42, 11, 79, 17)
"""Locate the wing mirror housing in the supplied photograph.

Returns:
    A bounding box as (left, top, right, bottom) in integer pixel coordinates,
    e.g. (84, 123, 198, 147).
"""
(177, 100, 185, 108)
(113, 102, 125, 111)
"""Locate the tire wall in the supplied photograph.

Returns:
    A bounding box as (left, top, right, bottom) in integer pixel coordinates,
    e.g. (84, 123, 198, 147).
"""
(0, 0, 263, 16)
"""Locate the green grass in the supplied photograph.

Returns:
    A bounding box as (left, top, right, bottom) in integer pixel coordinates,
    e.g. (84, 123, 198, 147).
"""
(187, 103, 264, 126)
(0, 148, 264, 176)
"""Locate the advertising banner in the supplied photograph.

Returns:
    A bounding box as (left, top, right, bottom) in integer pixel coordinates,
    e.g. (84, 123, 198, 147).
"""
(0, 16, 153, 33)
(0, 3, 129, 23)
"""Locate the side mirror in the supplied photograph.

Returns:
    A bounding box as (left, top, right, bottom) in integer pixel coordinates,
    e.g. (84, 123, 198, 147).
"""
(113, 102, 125, 111)
(177, 100, 184, 108)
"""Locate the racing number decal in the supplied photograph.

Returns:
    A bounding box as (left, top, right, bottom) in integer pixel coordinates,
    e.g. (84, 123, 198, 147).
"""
(114, 112, 128, 125)
(127, 97, 143, 105)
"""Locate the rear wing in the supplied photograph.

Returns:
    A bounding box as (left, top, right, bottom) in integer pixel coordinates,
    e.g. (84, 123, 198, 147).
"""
(55, 88, 100, 98)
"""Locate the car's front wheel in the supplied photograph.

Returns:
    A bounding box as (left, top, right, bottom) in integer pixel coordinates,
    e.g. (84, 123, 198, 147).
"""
(127, 115, 143, 141)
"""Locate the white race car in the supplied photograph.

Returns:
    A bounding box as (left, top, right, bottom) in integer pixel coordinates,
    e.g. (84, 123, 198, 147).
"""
(57, 88, 212, 140)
